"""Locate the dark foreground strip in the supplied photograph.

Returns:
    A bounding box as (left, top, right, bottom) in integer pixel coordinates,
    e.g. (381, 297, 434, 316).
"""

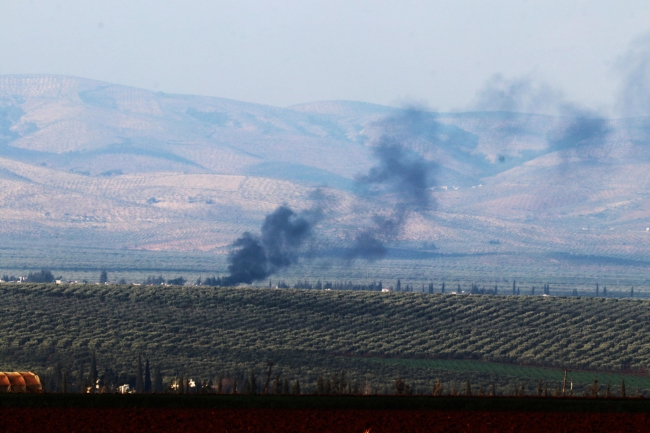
(0, 408, 649, 433)
(1, 394, 650, 412)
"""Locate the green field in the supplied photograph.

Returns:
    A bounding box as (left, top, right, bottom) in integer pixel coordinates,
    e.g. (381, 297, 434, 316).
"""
(1, 244, 649, 299)
(370, 358, 650, 391)
(1, 283, 650, 395)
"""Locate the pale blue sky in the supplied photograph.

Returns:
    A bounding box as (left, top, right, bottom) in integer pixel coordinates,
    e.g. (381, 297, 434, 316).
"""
(1, 0, 650, 114)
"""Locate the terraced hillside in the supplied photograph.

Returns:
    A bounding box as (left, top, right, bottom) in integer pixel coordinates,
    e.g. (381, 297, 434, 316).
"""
(4, 284, 650, 393)
(1, 74, 650, 282)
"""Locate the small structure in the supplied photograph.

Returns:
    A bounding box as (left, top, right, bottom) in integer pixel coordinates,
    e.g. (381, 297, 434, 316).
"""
(0, 372, 42, 393)
(0, 374, 10, 392)
(381, 287, 393, 292)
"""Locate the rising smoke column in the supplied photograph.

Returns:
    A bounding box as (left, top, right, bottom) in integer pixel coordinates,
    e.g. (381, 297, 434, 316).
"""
(226, 232, 268, 284)
(473, 74, 611, 166)
(225, 205, 313, 285)
(261, 205, 311, 273)
(357, 136, 431, 209)
(347, 110, 437, 260)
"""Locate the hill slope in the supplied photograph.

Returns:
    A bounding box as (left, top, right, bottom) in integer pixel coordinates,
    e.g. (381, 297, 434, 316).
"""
(1, 75, 650, 280)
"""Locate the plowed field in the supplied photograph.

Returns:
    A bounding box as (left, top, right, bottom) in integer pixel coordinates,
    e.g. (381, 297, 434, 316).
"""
(1, 408, 649, 433)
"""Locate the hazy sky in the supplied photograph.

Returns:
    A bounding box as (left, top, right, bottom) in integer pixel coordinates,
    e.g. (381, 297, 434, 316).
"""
(2, 0, 650, 113)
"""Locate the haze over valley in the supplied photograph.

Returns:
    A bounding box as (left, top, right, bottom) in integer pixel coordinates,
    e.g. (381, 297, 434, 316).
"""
(0, 74, 648, 285)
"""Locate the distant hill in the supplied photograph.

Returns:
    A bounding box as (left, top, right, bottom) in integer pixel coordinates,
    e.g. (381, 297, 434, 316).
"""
(1, 74, 650, 275)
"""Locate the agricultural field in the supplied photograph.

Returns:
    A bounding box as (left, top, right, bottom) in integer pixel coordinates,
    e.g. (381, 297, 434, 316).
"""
(2, 284, 650, 395)
(371, 358, 650, 392)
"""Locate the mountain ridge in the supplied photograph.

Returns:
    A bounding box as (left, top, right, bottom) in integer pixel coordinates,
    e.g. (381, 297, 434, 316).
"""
(0, 74, 649, 280)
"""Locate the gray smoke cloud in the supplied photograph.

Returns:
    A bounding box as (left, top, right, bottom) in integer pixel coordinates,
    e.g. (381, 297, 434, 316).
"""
(550, 105, 610, 151)
(347, 109, 437, 260)
(616, 33, 650, 118)
(473, 74, 611, 165)
(473, 74, 563, 115)
(225, 205, 314, 284)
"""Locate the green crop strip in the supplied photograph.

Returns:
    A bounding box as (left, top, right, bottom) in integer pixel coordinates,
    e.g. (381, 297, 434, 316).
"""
(368, 358, 650, 389)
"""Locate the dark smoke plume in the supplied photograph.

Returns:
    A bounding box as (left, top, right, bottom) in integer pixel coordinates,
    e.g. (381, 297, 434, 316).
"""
(226, 232, 267, 284)
(225, 205, 313, 285)
(261, 206, 311, 272)
(347, 109, 437, 260)
(356, 137, 431, 209)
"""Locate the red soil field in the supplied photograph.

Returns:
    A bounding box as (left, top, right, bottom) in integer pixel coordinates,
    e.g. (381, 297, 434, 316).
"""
(1, 408, 650, 433)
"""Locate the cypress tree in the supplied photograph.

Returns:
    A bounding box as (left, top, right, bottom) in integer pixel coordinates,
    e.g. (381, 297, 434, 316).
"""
(217, 375, 223, 394)
(316, 375, 324, 395)
(596, 283, 599, 297)
(154, 365, 162, 393)
(465, 380, 472, 396)
(332, 372, 340, 394)
(396, 279, 401, 291)
(78, 364, 84, 394)
(631, 287, 635, 297)
(441, 282, 445, 294)
(89, 350, 98, 393)
(136, 353, 144, 393)
(272, 374, 281, 394)
(291, 379, 301, 395)
(324, 377, 331, 395)
(99, 269, 108, 284)
(432, 379, 442, 396)
(282, 378, 289, 395)
(590, 379, 600, 397)
(248, 369, 257, 395)
(512, 280, 516, 295)
(144, 358, 151, 393)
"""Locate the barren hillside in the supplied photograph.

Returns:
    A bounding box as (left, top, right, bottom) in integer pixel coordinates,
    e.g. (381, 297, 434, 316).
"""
(1, 74, 649, 280)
